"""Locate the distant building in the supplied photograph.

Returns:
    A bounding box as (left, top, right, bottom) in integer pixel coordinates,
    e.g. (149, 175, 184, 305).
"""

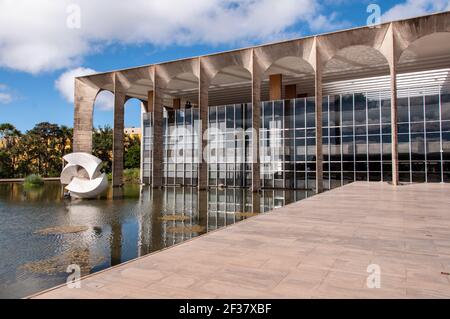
(124, 127, 141, 138)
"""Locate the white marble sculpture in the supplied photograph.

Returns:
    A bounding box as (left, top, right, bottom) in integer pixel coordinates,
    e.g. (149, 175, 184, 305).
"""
(61, 152, 109, 199)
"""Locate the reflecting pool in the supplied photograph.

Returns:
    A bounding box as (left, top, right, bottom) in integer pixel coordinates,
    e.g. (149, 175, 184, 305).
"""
(0, 182, 311, 298)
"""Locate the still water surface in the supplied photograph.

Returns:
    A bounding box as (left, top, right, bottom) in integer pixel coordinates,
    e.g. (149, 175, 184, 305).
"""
(0, 182, 311, 298)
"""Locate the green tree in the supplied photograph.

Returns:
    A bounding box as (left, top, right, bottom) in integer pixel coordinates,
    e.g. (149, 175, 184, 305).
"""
(124, 136, 141, 169)
(0, 123, 22, 178)
(26, 122, 63, 176)
(93, 125, 113, 173)
(1, 122, 140, 179)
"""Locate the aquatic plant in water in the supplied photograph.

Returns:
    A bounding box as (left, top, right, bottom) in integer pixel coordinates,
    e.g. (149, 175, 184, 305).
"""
(23, 174, 44, 188)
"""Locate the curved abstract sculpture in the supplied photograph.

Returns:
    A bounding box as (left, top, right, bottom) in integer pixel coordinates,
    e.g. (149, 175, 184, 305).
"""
(61, 152, 109, 199)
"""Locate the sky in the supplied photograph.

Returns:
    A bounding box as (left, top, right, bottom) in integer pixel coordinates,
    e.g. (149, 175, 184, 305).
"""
(0, 0, 449, 132)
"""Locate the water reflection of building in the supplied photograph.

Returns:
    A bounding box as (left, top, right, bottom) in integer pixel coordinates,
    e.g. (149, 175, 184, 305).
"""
(136, 186, 311, 255)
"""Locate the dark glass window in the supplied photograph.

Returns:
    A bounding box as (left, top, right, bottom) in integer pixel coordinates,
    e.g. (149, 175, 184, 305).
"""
(235, 104, 243, 129)
(217, 106, 225, 123)
(226, 105, 234, 129)
(441, 93, 450, 121)
(342, 94, 353, 126)
(368, 98, 380, 124)
(425, 95, 440, 121)
(354, 94, 366, 125)
(295, 99, 305, 129)
(306, 98, 315, 128)
(381, 98, 391, 124)
(410, 96, 424, 122)
(398, 98, 409, 123)
(410, 133, 425, 161)
(329, 96, 340, 127)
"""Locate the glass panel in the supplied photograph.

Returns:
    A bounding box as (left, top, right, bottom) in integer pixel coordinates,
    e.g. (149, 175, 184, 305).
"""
(398, 97, 409, 123)
(410, 96, 424, 123)
(342, 94, 353, 126)
(425, 95, 440, 122)
(441, 93, 450, 121)
(354, 93, 366, 126)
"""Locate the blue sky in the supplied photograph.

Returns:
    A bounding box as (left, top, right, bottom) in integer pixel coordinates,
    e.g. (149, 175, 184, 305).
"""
(0, 0, 449, 132)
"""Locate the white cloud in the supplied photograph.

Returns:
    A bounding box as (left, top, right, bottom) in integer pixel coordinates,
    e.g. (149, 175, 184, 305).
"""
(309, 12, 351, 33)
(0, 92, 13, 104)
(0, 84, 13, 104)
(0, 0, 347, 74)
(55, 67, 113, 110)
(382, 0, 450, 22)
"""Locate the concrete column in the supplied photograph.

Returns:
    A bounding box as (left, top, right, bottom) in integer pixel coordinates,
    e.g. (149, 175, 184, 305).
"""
(139, 100, 149, 184)
(314, 39, 324, 194)
(389, 36, 399, 186)
(73, 79, 98, 153)
(198, 58, 209, 190)
(147, 91, 154, 112)
(152, 68, 164, 188)
(112, 73, 126, 187)
(269, 74, 282, 101)
(252, 192, 261, 214)
(251, 49, 262, 192)
(285, 84, 297, 100)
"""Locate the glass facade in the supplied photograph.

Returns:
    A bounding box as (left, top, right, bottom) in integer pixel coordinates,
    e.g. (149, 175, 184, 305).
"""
(396, 87, 450, 183)
(141, 85, 450, 189)
(207, 104, 253, 187)
(163, 108, 200, 186)
(142, 112, 153, 184)
(261, 98, 316, 189)
(322, 92, 393, 189)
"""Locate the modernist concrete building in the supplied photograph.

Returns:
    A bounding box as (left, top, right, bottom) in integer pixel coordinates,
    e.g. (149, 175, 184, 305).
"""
(73, 11, 450, 193)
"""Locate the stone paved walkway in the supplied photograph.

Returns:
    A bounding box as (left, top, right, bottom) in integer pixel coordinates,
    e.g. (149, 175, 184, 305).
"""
(30, 182, 450, 298)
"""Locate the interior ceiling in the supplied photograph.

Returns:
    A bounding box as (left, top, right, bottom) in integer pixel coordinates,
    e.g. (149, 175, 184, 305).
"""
(115, 33, 450, 107)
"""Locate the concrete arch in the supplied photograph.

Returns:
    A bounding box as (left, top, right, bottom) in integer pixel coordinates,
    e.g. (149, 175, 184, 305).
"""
(398, 32, 450, 66)
(165, 71, 199, 91)
(318, 24, 391, 69)
(260, 55, 316, 101)
(323, 44, 391, 79)
(201, 50, 252, 87)
(208, 64, 252, 106)
(156, 59, 199, 89)
(254, 38, 315, 74)
(116, 66, 154, 102)
(262, 55, 315, 77)
(393, 12, 450, 62)
(73, 77, 113, 153)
